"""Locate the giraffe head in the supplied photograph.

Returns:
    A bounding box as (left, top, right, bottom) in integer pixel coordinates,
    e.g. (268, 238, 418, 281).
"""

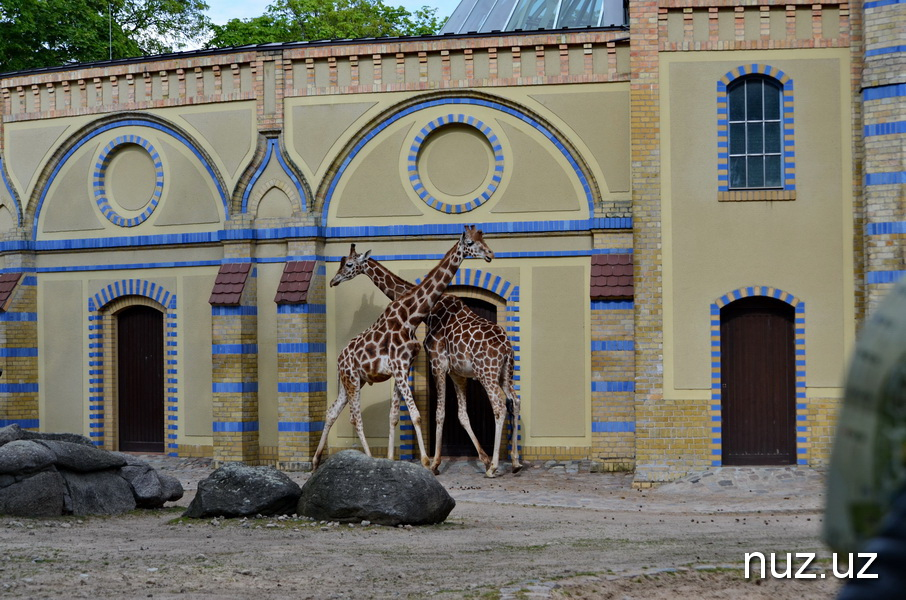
(460, 225, 494, 263)
(330, 244, 371, 287)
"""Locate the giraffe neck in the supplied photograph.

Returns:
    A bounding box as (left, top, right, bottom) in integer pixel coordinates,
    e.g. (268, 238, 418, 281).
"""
(400, 241, 465, 328)
(364, 259, 413, 301)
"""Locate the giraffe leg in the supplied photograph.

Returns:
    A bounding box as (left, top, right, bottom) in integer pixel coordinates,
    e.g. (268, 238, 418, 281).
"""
(387, 382, 401, 461)
(394, 369, 430, 468)
(348, 385, 371, 458)
(312, 382, 351, 471)
(504, 367, 523, 474)
(429, 366, 449, 475)
(450, 373, 491, 472)
(477, 373, 506, 478)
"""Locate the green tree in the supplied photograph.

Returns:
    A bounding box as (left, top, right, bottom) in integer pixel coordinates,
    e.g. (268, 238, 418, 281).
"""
(0, 0, 210, 74)
(205, 0, 443, 49)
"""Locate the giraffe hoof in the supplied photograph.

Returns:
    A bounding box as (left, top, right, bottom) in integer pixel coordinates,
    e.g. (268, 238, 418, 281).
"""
(512, 464, 523, 474)
(484, 469, 498, 479)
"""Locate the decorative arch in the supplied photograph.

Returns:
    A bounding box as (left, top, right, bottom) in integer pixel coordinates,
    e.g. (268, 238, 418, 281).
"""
(316, 91, 601, 225)
(716, 64, 796, 193)
(0, 157, 22, 226)
(30, 113, 229, 239)
(87, 279, 178, 455)
(710, 286, 806, 466)
(239, 137, 309, 215)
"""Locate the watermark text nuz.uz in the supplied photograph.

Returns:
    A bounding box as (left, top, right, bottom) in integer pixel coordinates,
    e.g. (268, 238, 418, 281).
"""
(744, 552, 878, 579)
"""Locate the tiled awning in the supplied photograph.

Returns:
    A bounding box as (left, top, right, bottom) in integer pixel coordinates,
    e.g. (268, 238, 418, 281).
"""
(208, 263, 252, 306)
(590, 254, 633, 298)
(274, 261, 315, 304)
(0, 273, 22, 312)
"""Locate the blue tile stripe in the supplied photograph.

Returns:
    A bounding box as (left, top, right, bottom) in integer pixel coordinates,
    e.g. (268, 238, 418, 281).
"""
(710, 286, 806, 467)
(277, 343, 327, 353)
(591, 299, 634, 310)
(0, 312, 37, 321)
(865, 172, 906, 186)
(591, 421, 635, 433)
(591, 381, 635, 392)
(278, 382, 328, 393)
(866, 45, 906, 57)
(212, 382, 258, 393)
(278, 421, 325, 433)
(0, 384, 39, 393)
(867, 270, 906, 284)
(0, 347, 38, 357)
(407, 114, 505, 214)
(33, 117, 229, 239)
(866, 221, 906, 235)
(863, 83, 906, 101)
(213, 421, 259, 433)
(212, 344, 258, 354)
(0, 419, 40, 428)
(864, 0, 904, 9)
(323, 96, 598, 225)
(212, 305, 258, 315)
(865, 121, 906, 137)
(93, 135, 164, 228)
(241, 138, 308, 213)
(591, 340, 634, 351)
(277, 304, 325, 314)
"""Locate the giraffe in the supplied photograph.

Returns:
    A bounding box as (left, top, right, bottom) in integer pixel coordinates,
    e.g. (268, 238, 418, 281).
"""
(312, 226, 494, 471)
(329, 244, 522, 478)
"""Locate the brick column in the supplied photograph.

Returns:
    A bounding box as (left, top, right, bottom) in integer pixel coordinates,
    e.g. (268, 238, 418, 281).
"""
(0, 271, 38, 431)
(861, 0, 905, 314)
(209, 251, 259, 465)
(275, 244, 328, 470)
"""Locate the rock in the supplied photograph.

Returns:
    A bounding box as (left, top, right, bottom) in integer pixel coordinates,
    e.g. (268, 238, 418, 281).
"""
(60, 469, 137, 516)
(0, 470, 66, 517)
(297, 450, 455, 526)
(21, 430, 94, 447)
(183, 463, 301, 519)
(0, 440, 57, 474)
(119, 465, 184, 508)
(34, 440, 127, 472)
(0, 424, 25, 446)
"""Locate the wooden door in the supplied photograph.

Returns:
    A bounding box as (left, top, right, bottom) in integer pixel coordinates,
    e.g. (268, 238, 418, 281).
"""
(720, 296, 796, 465)
(429, 297, 497, 457)
(117, 305, 165, 453)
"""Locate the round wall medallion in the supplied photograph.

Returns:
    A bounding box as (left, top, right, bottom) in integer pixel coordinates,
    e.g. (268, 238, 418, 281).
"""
(94, 135, 164, 227)
(408, 115, 504, 213)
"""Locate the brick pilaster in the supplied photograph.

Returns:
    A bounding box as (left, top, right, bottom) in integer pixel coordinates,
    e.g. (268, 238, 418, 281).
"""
(0, 266, 38, 431)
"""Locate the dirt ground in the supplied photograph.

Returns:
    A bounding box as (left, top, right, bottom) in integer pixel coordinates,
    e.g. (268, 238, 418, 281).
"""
(0, 457, 844, 599)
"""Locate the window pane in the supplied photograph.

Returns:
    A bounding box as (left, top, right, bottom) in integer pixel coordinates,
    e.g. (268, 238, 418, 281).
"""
(746, 80, 763, 120)
(765, 155, 782, 187)
(746, 156, 764, 188)
(764, 122, 781, 153)
(764, 82, 781, 120)
(557, 0, 603, 28)
(730, 156, 746, 188)
(746, 122, 763, 154)
(729, 123, 746, 154)
(728, 84, 746, 121)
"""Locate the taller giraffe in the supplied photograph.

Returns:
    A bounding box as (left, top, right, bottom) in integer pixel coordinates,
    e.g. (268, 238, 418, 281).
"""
(312, 226, 494, 470)
(330, 245, 522, 477)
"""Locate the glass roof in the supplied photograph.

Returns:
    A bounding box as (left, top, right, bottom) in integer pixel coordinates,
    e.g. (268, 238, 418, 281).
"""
(440, 0, 626, 34)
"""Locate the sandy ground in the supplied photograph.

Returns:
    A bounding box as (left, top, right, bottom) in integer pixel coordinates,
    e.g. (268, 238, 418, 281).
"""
(0, 457, 844, 599)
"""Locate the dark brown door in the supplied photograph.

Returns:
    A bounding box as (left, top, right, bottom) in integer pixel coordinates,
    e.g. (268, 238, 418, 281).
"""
(118, 305, 165, 453)
(430, 297, 497, 457)
(720, 296, 796, 465)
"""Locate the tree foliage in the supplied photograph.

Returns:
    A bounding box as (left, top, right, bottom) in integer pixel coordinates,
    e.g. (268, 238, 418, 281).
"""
(206, 0, 443, 49)
(0, 0, 210, 73)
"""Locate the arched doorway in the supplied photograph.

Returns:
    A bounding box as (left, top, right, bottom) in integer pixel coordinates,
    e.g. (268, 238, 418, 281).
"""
(720, 296, 796, 465)
(117, 305, 165, 453)
(429, 296, 498, 457)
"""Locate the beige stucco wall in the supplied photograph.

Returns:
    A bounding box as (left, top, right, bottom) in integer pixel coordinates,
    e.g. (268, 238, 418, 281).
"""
(660, 49, 855, 402)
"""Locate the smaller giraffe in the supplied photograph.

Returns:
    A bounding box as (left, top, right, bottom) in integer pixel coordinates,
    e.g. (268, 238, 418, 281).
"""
(313, 226, 494, 471)
(330, 244, 522, 477)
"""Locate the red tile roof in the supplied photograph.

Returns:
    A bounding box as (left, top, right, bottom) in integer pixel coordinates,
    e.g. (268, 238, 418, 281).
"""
(208, 263, 252, 306)
(590, 254, 633, 298)
(0, 273, 22, 312)
(274, 261, 316, 304)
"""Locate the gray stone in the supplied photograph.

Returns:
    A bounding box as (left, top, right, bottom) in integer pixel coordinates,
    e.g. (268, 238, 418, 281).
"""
(158, 473, 185, 504)
(119, 465, 184, 508)
(0, 470, 66, 517)
(298, 450, 455, 526)
(0, 424, 26, 447)
(21, 430, 94, 447)
(60, 469, 137, 516)
(0, 440, 57, 474)
(35, 440, 127, 472)
(183, 463, 301, 518)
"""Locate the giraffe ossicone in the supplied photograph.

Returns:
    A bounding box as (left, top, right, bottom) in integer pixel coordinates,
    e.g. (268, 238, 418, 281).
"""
(312, 225, 496, 472)
(328, 235, 522, 478)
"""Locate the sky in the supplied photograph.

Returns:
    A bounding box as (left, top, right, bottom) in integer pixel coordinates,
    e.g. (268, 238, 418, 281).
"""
(204, 0, 461, 25)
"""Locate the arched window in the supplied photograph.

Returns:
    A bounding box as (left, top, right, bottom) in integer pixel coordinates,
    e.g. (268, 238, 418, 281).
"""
(727, 76, 783, 189)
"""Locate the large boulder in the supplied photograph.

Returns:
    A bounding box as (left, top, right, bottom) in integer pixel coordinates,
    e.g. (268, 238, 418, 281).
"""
(60, 469, 137, 515)
(35, 440, 127, 472)
(183, 463, 302, 518)
(0, 470, 66, 517)
(117, 455, 184, 508)
(0, 440, 57, 474)
(298, 450, 456, 526)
